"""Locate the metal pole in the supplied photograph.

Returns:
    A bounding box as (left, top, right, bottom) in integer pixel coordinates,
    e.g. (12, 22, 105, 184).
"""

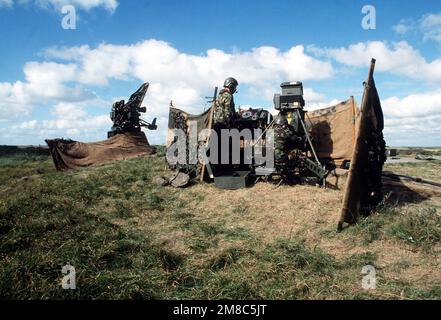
(296, 109, 321, 165)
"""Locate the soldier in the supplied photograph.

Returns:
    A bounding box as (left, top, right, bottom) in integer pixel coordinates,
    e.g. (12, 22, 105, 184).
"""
(214, 77, 238, 129)
(273, 114, 303, 169)
(211, 77, 238, 171)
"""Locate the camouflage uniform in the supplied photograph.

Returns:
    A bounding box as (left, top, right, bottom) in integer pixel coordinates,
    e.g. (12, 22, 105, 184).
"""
(214, 89, 235, 128)
(274, 124, 297, 167)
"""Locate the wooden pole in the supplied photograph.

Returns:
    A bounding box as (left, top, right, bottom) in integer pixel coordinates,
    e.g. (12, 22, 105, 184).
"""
(350, 96, 356, 144)
(338, 58, 376, 231)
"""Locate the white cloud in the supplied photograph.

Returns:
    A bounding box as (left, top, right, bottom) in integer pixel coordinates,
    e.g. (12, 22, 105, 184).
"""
(43, 40, 333, 124)
(306, 99, 342, 112)
(1, 109, 167, 145)
(23, 62, 88, 100)
(51, 102, 88, 120)
(1, 0, 118, 12)
(0, 61, 97, 120)
(393, 12, 441, 44)
(310, 41, 441, 84)
(383, 90, 441, 119)
(2, 38, 440, 146)
(420, 13, 441, 43)
(382, 90, 441, 146)
(0, 81, 33, 116)
(38, 39, 334, 141)
(1, 40, 335, 144)
(0, 0, 13, 8)
(3, 102, 112, 144)
(392, 19, 416, 35)
(45, 40, 333, 88)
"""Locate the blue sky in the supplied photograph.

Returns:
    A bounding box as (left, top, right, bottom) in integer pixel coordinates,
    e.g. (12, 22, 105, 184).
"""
(1, 0, 441, 146)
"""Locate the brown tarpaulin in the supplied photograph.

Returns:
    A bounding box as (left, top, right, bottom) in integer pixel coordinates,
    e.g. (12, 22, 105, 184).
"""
(308, 97, 359, 166)
(46, 132, 156, 171)
(339, 59, 386, 229)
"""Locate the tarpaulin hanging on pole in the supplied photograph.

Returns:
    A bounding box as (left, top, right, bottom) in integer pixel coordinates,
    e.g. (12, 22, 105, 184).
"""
(338, 58, 387, 231)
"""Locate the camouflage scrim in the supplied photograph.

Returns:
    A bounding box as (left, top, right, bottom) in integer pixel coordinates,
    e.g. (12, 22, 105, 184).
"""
(167, 107, 211, 148)
(338, 59, 386, 230)
(214, 89, 235, 126)
(274, 125, 295, 166)
(167, 98, 361, 167)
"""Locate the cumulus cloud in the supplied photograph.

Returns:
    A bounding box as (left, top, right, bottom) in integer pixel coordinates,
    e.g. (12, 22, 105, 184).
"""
(42, 40, 334, 125)
(45, 40, 333, 88)
(3, 38, 439, 146)
(309, 41, 441, 84)
(1, 0, 118, 12)
(420, 13, 441, 43)
(0, 100, 112, 145)
(382, 90, 441, 146)
(51, 102, 88, 120)
(392, 19, 416, 35)
(393, 12, 441, 44)
(383, 90, 441, 119)
(1, 39, 334, 144)
(0, 81, 33, 116)
(0, 61, 97, 120)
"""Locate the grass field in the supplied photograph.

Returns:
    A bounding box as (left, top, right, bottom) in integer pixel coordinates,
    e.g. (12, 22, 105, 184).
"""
(0, 148, 440, 300)
(388, 147, 441, 158)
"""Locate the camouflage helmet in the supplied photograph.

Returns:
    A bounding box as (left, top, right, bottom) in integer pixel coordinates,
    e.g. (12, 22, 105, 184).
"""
(223, 77, 238, 92)
(275, 114, 288, 126)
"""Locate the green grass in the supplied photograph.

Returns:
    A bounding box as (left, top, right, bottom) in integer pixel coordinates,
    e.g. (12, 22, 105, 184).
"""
(389, 147, 441, 157)
(0, 149, 440, 299)
(350, 203, 440, 251)
(384, 162, 441, 182)
(389, 207, 441, 251)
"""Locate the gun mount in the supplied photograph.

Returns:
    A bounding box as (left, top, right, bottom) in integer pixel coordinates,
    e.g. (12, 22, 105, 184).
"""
(108, 83, 157, 138)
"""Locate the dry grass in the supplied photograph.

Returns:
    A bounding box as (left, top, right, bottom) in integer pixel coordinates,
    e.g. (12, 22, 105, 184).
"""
(0, 148, 440, 299)
(384, 162, 441, 182)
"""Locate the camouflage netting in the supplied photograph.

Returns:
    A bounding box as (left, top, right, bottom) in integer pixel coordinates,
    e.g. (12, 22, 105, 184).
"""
(339, 71, 387, 228)
(167, 98, 360, 166)
(166, 107, 211, 147)
(46, 132, 156, 171)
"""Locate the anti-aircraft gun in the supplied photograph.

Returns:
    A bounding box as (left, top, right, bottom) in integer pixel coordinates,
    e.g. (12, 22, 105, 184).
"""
(108, 82, 157, 138)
